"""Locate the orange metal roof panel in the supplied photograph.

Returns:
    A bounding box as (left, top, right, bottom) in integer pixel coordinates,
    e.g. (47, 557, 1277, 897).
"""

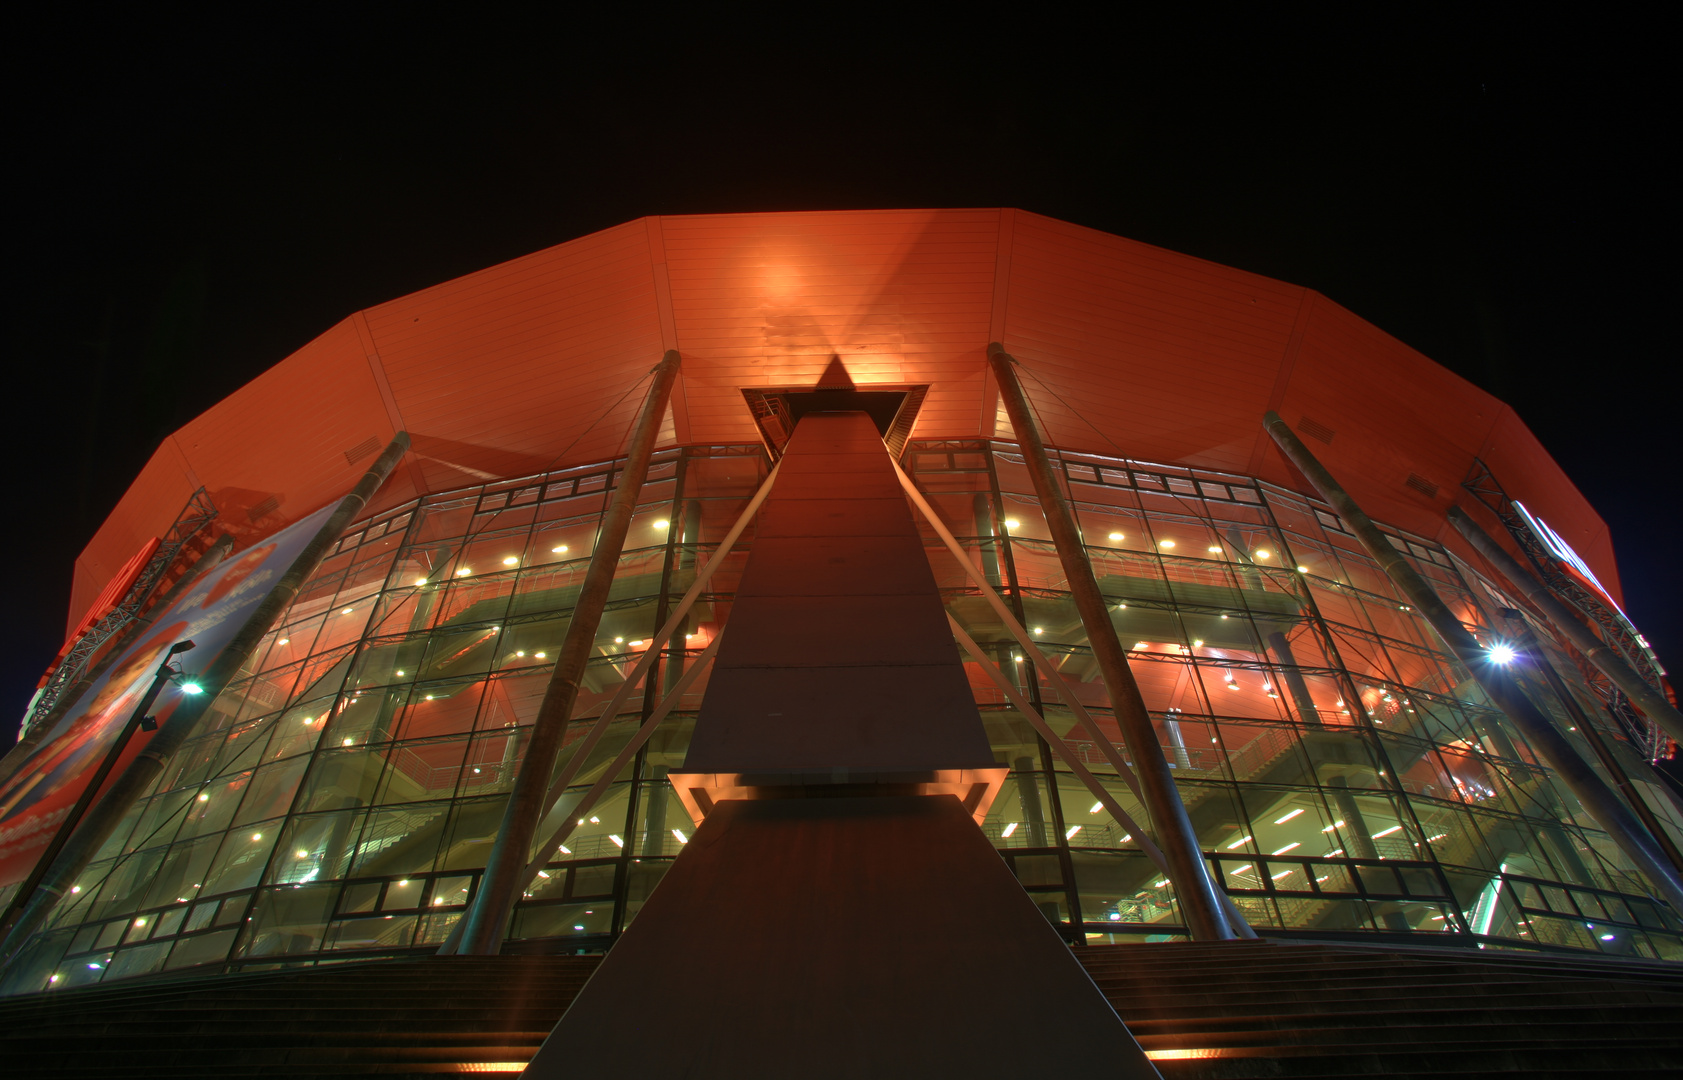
(172, 317, 397, 526)
(662, 209, 1001, 449)
(1272, 296, 1505, 542)
(999, 212, 1303, 473)
(364, 218, 665, 488)
(73, 209, 1620, 625)
(69, 449, 204, 638)
(1472, 405, 1622, 604)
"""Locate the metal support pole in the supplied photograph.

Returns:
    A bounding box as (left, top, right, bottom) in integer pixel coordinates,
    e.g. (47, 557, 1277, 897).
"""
(1326, 776, 1409, 931)
(0, 640, 196, 943)
(1266, 631, 1324, 728)
(1447, 505, 1683, 746)
(520, 632, 722, 883)
(456, 352, 680, 956)
(1499, 613, 1683, 875)
(516, 459, 780, 861)
(972, 493, 1002, 586)
(0, 433, 411, 963)
(989, 344, 1234, 941)
(950, 616, 1257, 938)
(1263, 411, 1683, 915)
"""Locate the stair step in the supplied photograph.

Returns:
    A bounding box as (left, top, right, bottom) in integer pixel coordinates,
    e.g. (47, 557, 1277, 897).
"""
(2, 940, 1677, 1077)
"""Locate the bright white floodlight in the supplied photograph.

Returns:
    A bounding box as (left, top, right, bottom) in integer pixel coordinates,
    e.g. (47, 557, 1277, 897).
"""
(1487, 644, 1517, 665)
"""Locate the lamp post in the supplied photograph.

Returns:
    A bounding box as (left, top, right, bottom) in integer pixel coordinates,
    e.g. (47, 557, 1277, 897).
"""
(0, 640, 197, 951)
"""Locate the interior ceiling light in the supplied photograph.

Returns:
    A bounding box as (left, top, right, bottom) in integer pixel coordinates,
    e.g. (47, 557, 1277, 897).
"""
(1254, 550, 1271, 559)
(503, 556, 519, 565)
(1004, 518, 1021, 530)
(1108, 531, 1124, 541)
(552, 544, 568, 553)
(1159, 540, 1176, 549)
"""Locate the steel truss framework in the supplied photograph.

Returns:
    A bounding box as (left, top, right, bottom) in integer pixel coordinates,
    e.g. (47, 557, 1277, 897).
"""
(1462, 458, 1669, 760)
(22, 489, 219, 739)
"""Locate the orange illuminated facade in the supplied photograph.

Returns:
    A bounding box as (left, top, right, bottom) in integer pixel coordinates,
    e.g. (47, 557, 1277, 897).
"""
(65, 209, 1622, 628)
(4, 209, 1679, 997)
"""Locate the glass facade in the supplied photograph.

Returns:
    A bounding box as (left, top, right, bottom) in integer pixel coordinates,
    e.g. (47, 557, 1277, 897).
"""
(7, 437, 1680, 995)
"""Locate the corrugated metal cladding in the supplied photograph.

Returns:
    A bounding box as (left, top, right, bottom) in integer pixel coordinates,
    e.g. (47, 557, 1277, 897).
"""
(66, 209, 1616, 633)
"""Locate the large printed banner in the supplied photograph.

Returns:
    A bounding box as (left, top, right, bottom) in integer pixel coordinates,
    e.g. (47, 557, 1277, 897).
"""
(0, 503, 338, 886)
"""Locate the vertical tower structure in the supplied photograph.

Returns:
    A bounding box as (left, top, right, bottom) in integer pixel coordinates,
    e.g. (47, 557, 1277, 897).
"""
(526, 411, 1155, 1077)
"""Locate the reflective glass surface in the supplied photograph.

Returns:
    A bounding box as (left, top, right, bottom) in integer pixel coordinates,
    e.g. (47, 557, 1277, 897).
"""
(7, 438, 1678, 994)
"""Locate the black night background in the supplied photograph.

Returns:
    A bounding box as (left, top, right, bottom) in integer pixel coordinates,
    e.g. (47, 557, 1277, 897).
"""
(1, 10, 1675, 770)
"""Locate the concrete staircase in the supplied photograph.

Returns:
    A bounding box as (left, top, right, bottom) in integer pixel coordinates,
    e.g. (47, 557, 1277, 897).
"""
(0, 955, 590, 1077)
(1, 941, 1678, 1077)
(1092, 940, 1683, 1077)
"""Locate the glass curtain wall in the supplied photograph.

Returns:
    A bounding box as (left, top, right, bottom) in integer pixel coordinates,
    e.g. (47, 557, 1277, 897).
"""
(908, 439, 1683, 961)
(5, 445, 768, 993)
(8, 436, 1680, 995)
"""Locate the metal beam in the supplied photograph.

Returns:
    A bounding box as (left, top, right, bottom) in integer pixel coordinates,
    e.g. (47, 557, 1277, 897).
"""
(0, 640, 196, 942)
(455, 352, 681, 956)
(1263, 411, 1683, 915)
(526, 461, 779, 838)
(987, 344, 1235, 941)
(948, 615, 1257, 938)
(0, 433, 412, 965)
(1448, 505, 1683, 746)
(522, 632, 724, 883)
(1499, 613, 1683, 875)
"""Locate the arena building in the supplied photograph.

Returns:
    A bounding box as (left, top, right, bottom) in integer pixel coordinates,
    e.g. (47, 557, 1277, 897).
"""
(1, 209, 1679, 1074)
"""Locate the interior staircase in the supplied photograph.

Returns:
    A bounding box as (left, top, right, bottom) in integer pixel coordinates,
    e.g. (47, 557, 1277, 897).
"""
(0, 940, 1677, 1077)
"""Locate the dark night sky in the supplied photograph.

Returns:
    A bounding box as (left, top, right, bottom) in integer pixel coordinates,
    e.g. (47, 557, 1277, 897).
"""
(2, 10, 1676, 746)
